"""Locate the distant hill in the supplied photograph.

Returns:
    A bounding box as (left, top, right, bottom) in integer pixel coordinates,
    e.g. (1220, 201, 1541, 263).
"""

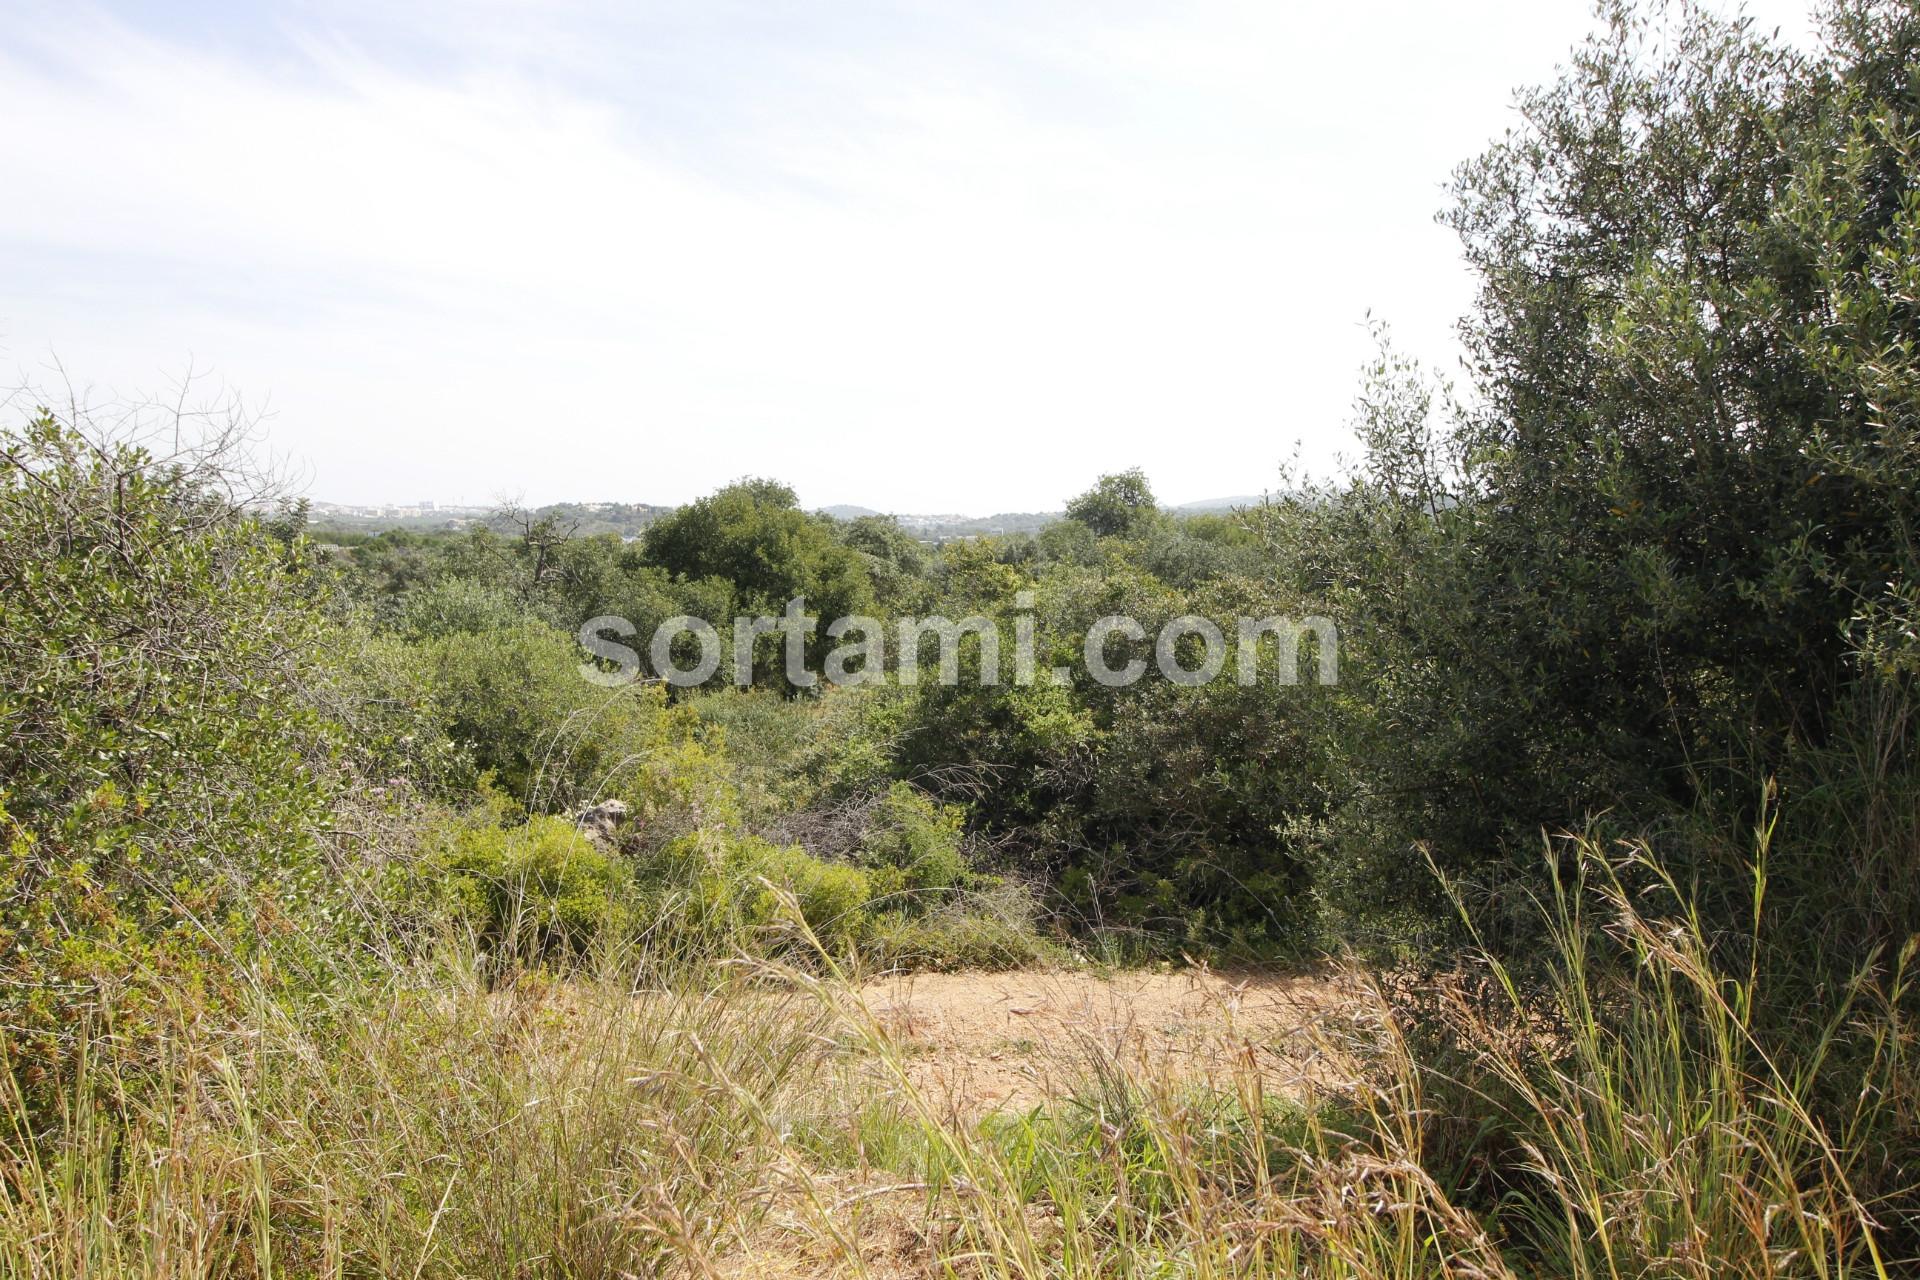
(307, 501, 493, 534)
(309, 499, 674, 539)
(814, 507, 1063, 538)
(1171, 494, 1272, 513)
(895, 511, 1061, 538)
(530, 501, 676, 538)
(312, 493, 1274, 542)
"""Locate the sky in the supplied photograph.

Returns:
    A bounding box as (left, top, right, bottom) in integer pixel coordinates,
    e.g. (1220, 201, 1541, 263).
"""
(0, 0, 1822, 513)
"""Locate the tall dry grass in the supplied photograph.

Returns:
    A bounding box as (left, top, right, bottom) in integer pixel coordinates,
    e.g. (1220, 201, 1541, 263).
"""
(763, 827, 1910, 1279)
(0, 939, 829, 1279)
(1, 830, 1910, 1278)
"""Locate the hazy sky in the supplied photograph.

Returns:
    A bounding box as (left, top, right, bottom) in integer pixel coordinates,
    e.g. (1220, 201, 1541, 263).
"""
(1, 0, 1820, 513)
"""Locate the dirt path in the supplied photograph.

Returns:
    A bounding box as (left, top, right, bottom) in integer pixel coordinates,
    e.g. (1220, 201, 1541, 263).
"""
(853, 964, 1353, 1118)
(718, 966, 1358, 1277)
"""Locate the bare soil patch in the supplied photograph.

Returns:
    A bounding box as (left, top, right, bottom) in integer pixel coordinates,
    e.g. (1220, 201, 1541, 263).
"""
(853, 964, 1353, 1119)
(716, 965, 1358, 1277)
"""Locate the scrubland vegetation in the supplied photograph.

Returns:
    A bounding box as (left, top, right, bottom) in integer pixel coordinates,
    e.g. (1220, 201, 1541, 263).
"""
(3, 1, 1919, 1274)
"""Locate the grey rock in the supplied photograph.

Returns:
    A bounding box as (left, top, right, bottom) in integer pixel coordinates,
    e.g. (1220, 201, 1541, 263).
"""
(575, 798, 631, 846)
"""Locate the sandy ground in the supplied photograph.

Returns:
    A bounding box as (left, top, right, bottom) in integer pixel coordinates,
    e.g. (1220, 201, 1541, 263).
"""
(717, 965, 1356, 1278)
(853, 964, 1352, 1118)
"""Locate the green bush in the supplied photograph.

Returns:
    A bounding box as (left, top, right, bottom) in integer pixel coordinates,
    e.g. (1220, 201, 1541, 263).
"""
(644, 828, 874, 953)
(415, 620, 668, 809)
(0, 414, 348, 1099)
(864, 880, 1055, 971)
(738, 840, 874, 948)
(431, 812, 632, 962)
(393, 575, 526, 639)
(858, 783, 969, 900)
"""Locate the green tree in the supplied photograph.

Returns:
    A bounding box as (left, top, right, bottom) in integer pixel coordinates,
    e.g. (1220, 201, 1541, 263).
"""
(1064, 468, 1158, 538)
(1287, 0, 1920, 948)
(1442, 0, 1920, 790)
(643, 478, 875, 686)
(838, 514, 931, 612)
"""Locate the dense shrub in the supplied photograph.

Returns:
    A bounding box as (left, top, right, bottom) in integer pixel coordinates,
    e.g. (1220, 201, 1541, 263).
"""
(857, 782, 970, 900)
(414, 620, 669, 809)
(0, 414, 346, 1096)
(646, 828, 874, 951)
(430, 812, 634, 962)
